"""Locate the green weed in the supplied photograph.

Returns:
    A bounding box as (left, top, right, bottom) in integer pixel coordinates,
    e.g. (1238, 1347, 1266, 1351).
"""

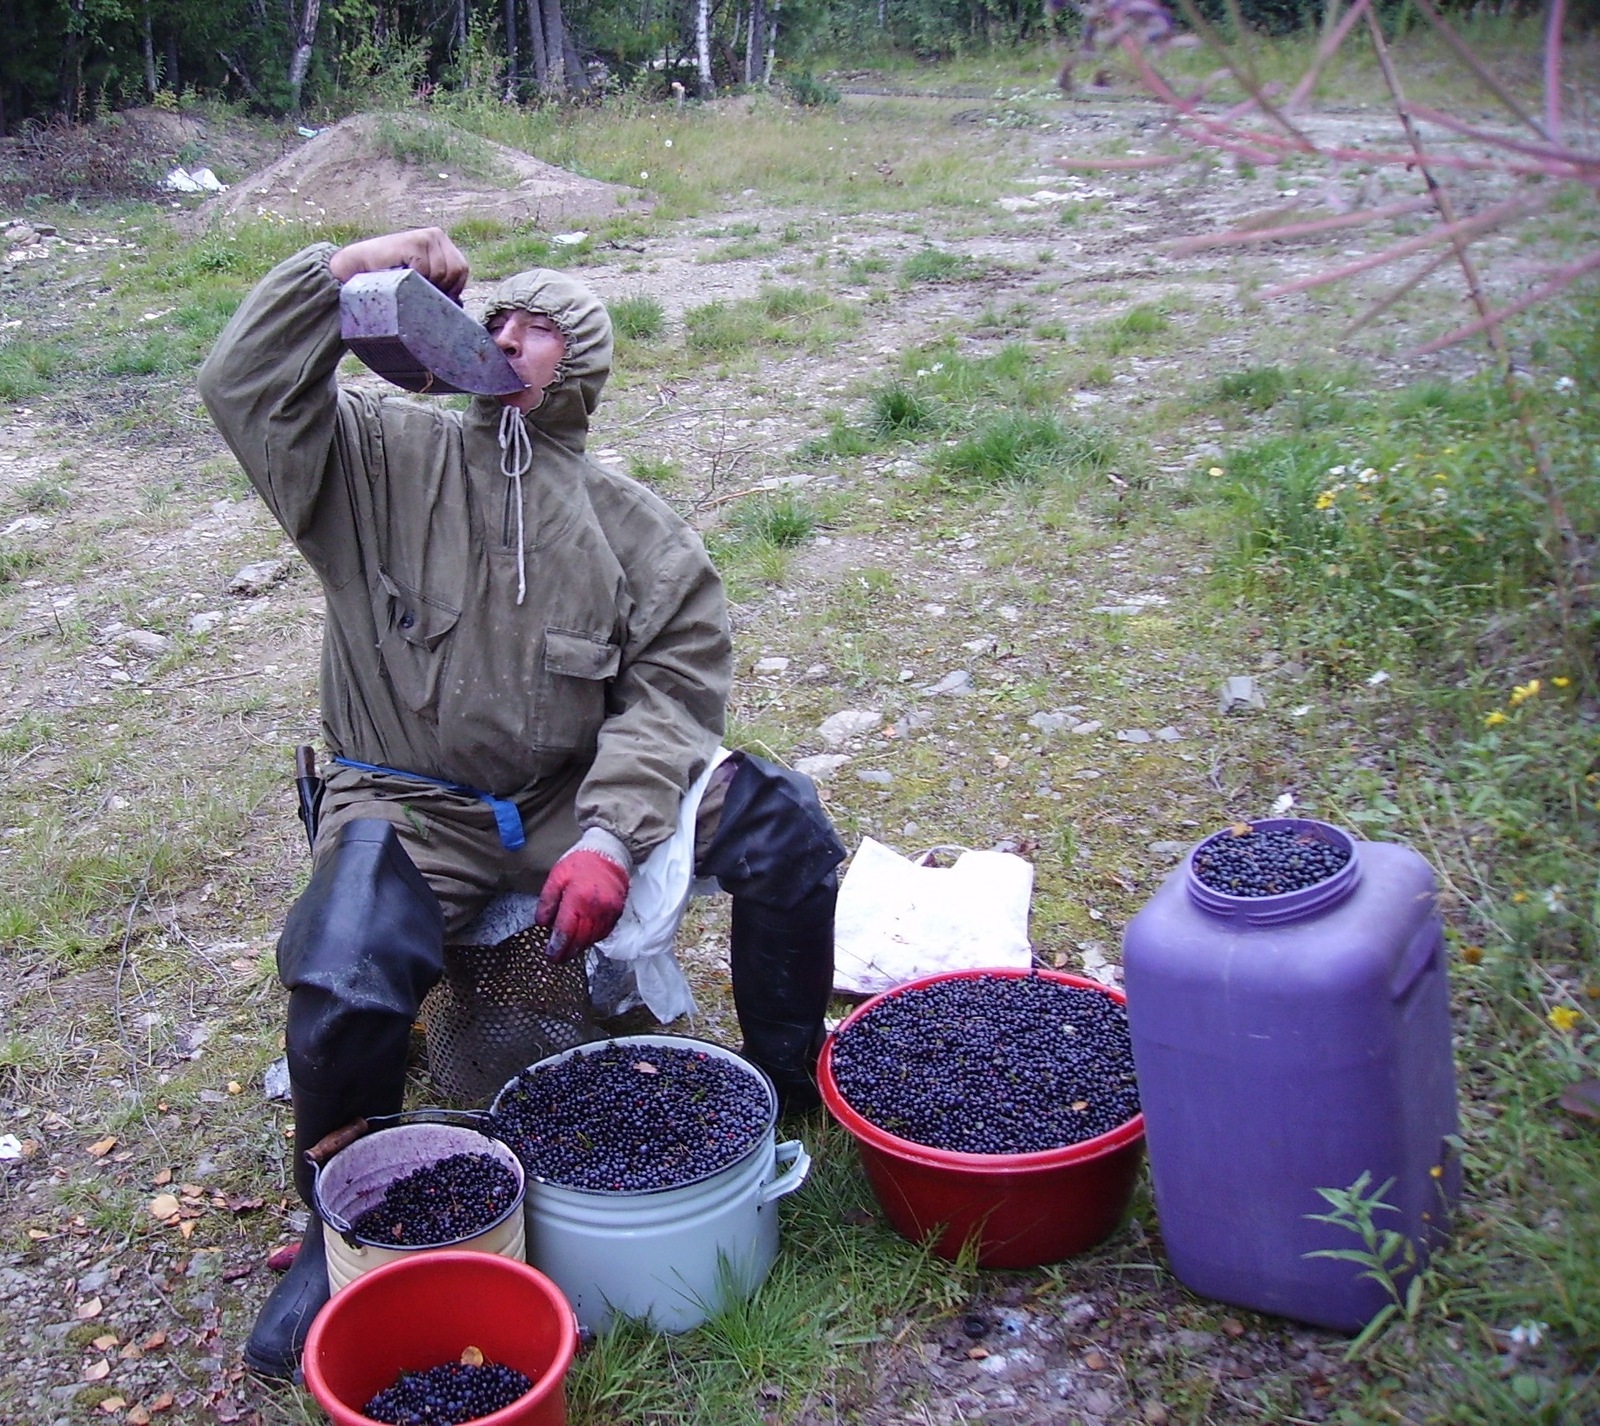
(931, 412, 1115, 489)
(900, 246, 977, 285)
(609, 293, 667, 341)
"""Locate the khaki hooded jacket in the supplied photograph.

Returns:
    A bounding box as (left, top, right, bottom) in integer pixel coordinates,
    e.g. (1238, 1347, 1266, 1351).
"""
(198, 244, 731, 871)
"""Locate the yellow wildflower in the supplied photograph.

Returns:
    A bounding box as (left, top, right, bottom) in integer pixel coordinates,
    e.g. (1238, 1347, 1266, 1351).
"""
(1553, 676, 1570, 688)
(1483, 710, 1507, 727)
(1208, 466, 1224, 477)
(1429, 1164, 1444, 1179)
(1315, 491, 1336, 510)
(1548, 1006, 1581, 1033)
(1512, 891, 1529, 904)
(1509, 679, 1541, 706)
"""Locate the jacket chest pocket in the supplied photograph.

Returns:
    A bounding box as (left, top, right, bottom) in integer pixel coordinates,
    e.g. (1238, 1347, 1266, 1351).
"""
(534, 628, 621, 752)
(374, 569, 461, 714)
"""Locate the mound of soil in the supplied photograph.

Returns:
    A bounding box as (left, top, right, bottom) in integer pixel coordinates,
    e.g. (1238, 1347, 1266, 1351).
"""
(201, 112, 642, 233)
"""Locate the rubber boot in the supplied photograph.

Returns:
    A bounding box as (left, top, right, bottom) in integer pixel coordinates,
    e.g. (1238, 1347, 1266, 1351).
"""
(243, 820, 444, 1380)
(730, 873, 837, 1117)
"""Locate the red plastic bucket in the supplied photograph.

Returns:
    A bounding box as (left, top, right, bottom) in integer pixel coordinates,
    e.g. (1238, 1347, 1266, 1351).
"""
(302, 1250, 578, 1426)
(818, 968, 1146, 1269)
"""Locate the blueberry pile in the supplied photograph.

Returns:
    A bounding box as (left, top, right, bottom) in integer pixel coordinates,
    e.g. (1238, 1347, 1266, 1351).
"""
(1192, 824, 1351, 898)
(828, 974, 1140, 1155)
(363, 1358, 531, 1424)
(490, 1043, 769, 1192)
(349, 1152, 518, 1247)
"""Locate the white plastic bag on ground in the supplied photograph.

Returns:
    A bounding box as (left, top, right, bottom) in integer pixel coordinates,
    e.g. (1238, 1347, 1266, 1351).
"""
(832, 836, 1034, 996)
(588, 747, 732, 1022)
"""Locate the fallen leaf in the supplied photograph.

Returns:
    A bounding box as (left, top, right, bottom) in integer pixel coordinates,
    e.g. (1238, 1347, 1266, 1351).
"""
(119, 1343, 143, 1360)
(112, 1150, 134, 1163)
(97, 1397, 126, 1414)
(1222, 1316, 1246, 1337)
(223, 1194, 264, 1214)
(76, 1297, 104, 1319)
(267, 1243, 300, 1272)
(1085, 1350, 1107, 1370)
(632, 1061, 659, 1075)
(152, 1167, 173, 1186)
(27, 1228, 53, 1241)
(83, 1358, 111, 1381)
(178, 1219, 197, 1240)
(92, 1333, 118, 1351)
(223, 1262, 254, 1282)
(460, 1346, 485, 1367)
(86, 1136, 118, 1158)
(127, 1408, 152, 1425)
(148, 1193, 181, 1221)
(180, 1183, 204, 1196)
(226, 1081, 242, 1095)
(142, 1331, 167, 1352)
(966, 1346, 990, 1360)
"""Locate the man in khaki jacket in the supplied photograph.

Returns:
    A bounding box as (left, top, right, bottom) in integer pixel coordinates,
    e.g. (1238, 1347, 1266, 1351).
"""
(200, 228, 844, 1379)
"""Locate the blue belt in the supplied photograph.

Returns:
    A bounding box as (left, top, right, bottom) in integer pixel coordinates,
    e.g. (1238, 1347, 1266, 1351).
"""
(330, 756, 526, 851)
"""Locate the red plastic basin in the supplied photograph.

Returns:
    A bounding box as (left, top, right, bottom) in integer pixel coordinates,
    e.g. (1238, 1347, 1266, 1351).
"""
(303, 1249, 579, 1426)
(818, 968, 1146, 1269)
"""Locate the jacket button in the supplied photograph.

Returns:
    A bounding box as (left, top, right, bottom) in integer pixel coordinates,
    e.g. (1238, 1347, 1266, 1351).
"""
(398, 610, 416, 630)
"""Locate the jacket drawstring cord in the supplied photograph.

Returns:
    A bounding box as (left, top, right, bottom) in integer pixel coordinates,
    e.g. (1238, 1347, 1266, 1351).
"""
(497, 403, 532, 604)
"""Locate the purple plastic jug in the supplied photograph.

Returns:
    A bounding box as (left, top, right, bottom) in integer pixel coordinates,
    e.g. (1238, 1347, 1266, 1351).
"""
(1121, 818, 1460, 1333)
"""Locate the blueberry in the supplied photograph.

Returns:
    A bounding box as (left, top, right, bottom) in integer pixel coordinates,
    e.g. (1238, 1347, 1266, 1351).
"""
(829, 974, 1140, 1155)
(363, 1358, 532, 1424)
(1192, 825, 1350, 898)
(489, 1044, 768, 1192)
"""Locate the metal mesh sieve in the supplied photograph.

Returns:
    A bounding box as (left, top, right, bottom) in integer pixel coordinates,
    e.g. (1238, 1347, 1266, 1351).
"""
(420, 921, 600, 1106)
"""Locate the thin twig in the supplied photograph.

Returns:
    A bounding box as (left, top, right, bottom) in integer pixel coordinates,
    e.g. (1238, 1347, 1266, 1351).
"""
(1410, 0, 1547, 138)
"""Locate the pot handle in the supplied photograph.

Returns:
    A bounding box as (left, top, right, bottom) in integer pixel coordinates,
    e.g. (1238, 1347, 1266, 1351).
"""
(760, 1139, 812, 1204)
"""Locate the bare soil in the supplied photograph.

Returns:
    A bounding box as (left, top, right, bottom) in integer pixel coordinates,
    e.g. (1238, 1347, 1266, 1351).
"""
(0, 88, 1547, 1426)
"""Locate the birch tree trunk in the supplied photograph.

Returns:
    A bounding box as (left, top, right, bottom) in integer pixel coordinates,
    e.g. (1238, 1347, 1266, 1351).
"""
(695, 0, 712, 97)
(285, 0, 323, 111)
(543, 0, 568, 93)
(763, 0, 778, 83)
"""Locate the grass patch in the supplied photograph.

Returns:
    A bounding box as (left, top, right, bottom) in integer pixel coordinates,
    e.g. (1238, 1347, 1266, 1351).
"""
(685, 287, 850, 355)
(931, 412, 1116, 489)
(899, 246, 978, 285)
(369, 111, 511, 183)
(0, 338, 67, 400)
(610, 293, 667, 341)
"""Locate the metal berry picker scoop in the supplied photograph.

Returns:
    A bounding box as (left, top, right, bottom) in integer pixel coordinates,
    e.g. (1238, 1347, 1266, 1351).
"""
(339, 267, 524, 396)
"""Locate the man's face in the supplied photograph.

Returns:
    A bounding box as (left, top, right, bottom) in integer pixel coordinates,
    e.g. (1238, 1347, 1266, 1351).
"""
(488, 309, 566, 413)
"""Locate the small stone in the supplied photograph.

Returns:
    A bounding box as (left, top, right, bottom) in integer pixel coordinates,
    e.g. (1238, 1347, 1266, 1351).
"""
(1027, 711, 1069, 734)
(115, 629, 170, 658)
(187, 610, 225, 635)
(1070, 721, 1103, 735)
(228, 558, 290, 596)
(818, 709, 882, 747)
(920, 670, 973, 696)
(1154, 726, 1182, 741)
(857, 769, 893, 785)
(1219, 675, 1266, 714)
(1115, 729, 1152, 744)
(794, 753, 850, 780)
(754, 656, 789, 674)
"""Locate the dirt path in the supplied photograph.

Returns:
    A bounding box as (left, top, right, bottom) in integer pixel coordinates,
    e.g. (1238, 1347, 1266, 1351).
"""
(0, 87, 1518, 1425)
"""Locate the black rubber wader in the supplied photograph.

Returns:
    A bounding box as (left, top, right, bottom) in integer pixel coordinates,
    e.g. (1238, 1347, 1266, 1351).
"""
(244, 820, 444, 1379)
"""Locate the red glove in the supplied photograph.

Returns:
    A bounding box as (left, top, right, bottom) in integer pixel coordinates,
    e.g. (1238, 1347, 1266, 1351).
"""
(535, 842, 630, 963)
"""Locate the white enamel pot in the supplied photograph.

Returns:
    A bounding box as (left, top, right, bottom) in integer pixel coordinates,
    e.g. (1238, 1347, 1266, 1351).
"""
(490, 1034, 811, 1335)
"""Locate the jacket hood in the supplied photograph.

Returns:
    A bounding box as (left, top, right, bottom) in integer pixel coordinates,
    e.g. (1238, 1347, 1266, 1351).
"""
(476, 268, 612, 447)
